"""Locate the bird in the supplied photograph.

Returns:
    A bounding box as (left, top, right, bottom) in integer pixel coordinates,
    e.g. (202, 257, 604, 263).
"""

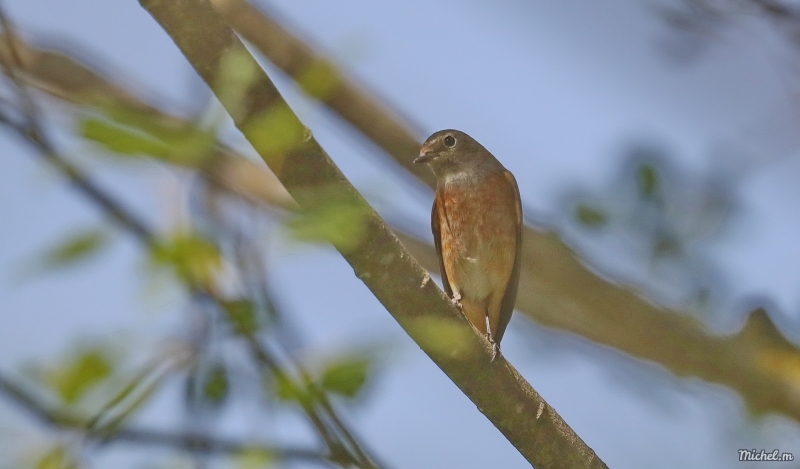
(414, 129, 522, 360)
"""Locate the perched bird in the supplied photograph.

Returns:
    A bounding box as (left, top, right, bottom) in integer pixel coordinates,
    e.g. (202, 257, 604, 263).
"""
(414, 129, 522, 359)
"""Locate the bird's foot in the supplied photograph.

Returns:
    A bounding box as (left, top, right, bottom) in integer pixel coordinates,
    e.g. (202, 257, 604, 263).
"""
(451, 292, 463, 310)
(483, 314, 500, 361)
(484, 332, 501, 362)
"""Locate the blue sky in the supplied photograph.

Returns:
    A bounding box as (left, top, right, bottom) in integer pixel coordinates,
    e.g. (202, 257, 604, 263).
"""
(2, 0, 800, 468)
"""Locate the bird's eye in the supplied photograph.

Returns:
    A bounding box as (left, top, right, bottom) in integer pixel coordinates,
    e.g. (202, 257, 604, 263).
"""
(443, 135, 456, 148)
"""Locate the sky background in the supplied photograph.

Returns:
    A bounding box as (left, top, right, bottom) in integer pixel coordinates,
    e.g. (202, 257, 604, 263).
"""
(2, 0, 800, 468)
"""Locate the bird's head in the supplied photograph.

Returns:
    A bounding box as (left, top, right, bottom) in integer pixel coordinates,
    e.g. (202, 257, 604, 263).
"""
(414, 129, 487, 176)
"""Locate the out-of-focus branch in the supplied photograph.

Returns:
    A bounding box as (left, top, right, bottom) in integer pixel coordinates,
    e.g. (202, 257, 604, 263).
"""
(138, 1, 608, 467)
(209, 0, 431, 187)
(211, 0, 800, 420)
(0, 19, 377, 467)
(4, 24, 800, 424)
(0, 373, 329, 463)
(0, 32, 297, 211)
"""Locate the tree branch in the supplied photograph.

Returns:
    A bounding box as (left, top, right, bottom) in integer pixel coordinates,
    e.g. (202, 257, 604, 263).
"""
(3, 28, 799, 424)
(210, 0, 800, 421)
(0, 16, 377, 465)
(0, 373, 329, 464)
(137, 1, 608, 467)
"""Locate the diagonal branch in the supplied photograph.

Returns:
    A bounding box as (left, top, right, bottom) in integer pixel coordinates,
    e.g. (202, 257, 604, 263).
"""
(3, 28, 799, 423)
(0, 17, 377, 466)
(209, 0, 800, 421)
(137, 0, 608, 467)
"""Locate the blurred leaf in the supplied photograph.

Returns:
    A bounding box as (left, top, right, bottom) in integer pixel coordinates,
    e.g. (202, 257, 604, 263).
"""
(44, 348, 113, 404)
(272, 373, 307, 404)
(35, 445, 77, 469)
(36, 228, 109, 271)
(574, 204, 607, 228)
(407, 317, 477, 360)
(243, 102, 306, 172)
(637, 163, 659, 198)
(150, 232, 222, 288)
(81, 107, 216, 167)
(319, 356, 370, 398)
(81, 118, 169, 157)
(286, 199, 368, 253)
(235, 448, 275, 469)
(217, 49, 260, 122)
(297, 59, 341, 100)
(203, 364, 229, 406)
(224, 300, 258, 335)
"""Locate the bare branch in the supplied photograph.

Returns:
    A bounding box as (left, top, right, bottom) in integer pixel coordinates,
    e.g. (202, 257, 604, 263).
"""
(0, 373, 330, 464)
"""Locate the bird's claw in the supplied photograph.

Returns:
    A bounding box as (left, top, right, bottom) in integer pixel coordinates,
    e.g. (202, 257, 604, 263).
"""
(451, 292, 462, 310)
(484, 332, 501, 362)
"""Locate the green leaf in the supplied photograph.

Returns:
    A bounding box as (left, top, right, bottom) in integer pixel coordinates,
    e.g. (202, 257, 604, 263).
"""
(224, 300, 258, 335)
(297, 59, 341, 100)
(243, 102, 306, 172)
(574, 204, 607, 228)
(235, 448, 275, 469)
(150, 232, 222, 287)
(37, 228, 109, 270)
(203, 364, 229, 406)
(81, 107, 217, 167)
(35, 445, 77, 469)
(272, 373, 307, 403)
(637, 163, 659, 198)
(216, 49, 260, 122)
(407, 317, 477, 360)
(319, 356, 370, 398)
(81, 118, 170, 158)
(44, 348, 113, 404)
(286, 199, 368, 253)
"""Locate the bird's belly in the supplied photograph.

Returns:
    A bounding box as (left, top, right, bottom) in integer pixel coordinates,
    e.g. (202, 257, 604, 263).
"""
(452, 254, 495, 300)
(440, 204, 517, 302)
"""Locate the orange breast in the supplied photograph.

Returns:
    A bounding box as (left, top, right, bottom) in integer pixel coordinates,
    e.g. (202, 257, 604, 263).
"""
(436, 171, 518, 304)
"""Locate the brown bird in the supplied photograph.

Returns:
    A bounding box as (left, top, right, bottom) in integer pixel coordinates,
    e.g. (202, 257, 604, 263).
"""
(414, 129, 522, 359)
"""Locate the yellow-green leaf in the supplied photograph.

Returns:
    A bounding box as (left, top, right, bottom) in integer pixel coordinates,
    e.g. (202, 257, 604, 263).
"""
(150, 232, 222, 288)
(637, 163, 659, 198)
(319, 357, 370, 398)
(203, 364, 229, 406)
(81, 118, 170, 158)
(407, 317, 477, 360)
(235, 448, 275, 469)
(297, 59, 341, 100)
(82, 109, 216, 167)
(38, 228, 109, 270)
(575, 204, 607, 228)
(217, 48, 260, 122)
(243, 103, 306, 172)
(44, 348, 113, 404)
(272, 373, 307, 403)
(286, 200, 368, 253)
(35, 445, 77, 469)
(224, 300, 258, 335)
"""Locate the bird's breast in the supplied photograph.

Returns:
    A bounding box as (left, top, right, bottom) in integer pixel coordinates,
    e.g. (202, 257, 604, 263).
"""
(436, 171, 518, 301)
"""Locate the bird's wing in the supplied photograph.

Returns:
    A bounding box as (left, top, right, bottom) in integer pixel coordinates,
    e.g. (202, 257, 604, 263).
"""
(495, 170, 522, 343)
(431, 190, 453, 298)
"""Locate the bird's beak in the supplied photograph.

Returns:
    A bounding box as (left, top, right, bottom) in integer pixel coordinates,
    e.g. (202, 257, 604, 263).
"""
(413, 152, 434, 164)
(414, 144, 436, 164)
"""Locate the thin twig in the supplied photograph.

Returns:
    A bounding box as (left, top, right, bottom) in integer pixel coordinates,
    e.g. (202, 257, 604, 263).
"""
(0, 373, 329, 464)
(0, 13, 373, 464)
